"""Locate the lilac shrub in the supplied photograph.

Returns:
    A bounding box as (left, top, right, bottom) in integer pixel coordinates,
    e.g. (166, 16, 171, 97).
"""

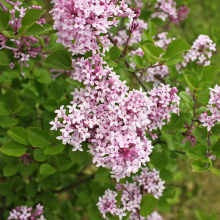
(177, 34, 216, 69)
(1, 0, 220, 219)
(50, 0, 137, 56)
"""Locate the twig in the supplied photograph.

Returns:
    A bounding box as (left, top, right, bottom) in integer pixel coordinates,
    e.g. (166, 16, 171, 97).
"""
(52, 175, 95, 193)
(207, 130, 211, 147)
(193, 89, 197, 117)
(175, 150, 186, 155)
(107, 31, 148, 92)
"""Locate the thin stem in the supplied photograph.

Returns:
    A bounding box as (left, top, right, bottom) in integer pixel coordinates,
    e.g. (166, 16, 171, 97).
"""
(193, 89, 197, 117)
(119, 183, 140, 220)
(207, 130, 211, 147)
(175, 150, 186, 155)
(123, 29, 132, 55)
(107, 31, 148, 92)
(52, 175, 95, 193)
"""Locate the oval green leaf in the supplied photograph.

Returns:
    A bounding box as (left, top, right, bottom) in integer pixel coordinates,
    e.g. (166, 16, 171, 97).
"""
(42, 50, 72, 70)
(140, 193, 158, 217)
(40, 163, 56, 175)
(166, 39, 191, 58)
(0, 141, 26, 157)
(7, 127, 29, 145)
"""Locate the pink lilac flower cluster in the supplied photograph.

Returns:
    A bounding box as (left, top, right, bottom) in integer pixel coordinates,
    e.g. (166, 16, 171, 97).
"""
(49, 55, 180, 180)
(50, 0, 137, 56)
(152, 0, 190, 25)
(20, 153, 32, 165)
(7, 204, 46, 220)
(97, 168, 164, 220)
(0, 0, 46, 76)
(113, 18, 148, 46)
(152, 0, 178, 21)
(200, 85, 220, 131)
(177, 35, 216, 70)
(169, 5, 190, 25)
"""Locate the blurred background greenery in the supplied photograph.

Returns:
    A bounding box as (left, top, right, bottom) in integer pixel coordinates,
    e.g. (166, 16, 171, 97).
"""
(19, 0, 220, 219)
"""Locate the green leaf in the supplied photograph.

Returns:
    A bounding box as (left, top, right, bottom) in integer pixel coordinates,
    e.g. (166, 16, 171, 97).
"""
(2, 88, 17, 110)
(18, 164, 35, 177)
(161, 187, 176, 199)
(192, 127, 208, 145)
(143, 43, 165, 62)
(92, 186, 108, 202)
(148, 21, 156, 37)
(58, 159, 75, 171)
(42, 50, 72, 70)
(105, 213, 119, 220)
(3, 163, 18, 177)
(1, 31, 18, 39)
(212, 125, 220, 136)
(0, 116, 19, 128)
(44, 143, 65, 155)
(211, 139, 220, 158)
(179, 91, 193, 105)
(142, 30, 155, 42)
(131, 55, 143, 68)
(49, 33, 58, 48)
(183, 70, 200, 90)
(200, 65, 220, 84)
(0, 102, 10, 115)
(139, 40, 154, 46)
(166, 39, 191, 58)
(160, 169, 173, 182)
(78, 191, 92, 204)
(151, 151, 168, 170)
(42, 98, 57, 112)
(103, 58, 117, 67)
(33, 149, 50, 162)
(34, 68, 52, 84)
(109, 46, 121, 61)
(187, 144, 208, 162)
(26, 181, 38, 198)
(27, 127, 51, 148)
(40, 163, 56, 175)
(164, 53, 184, 65)
(191, 158, 209, 172)
(138, 43, 155, 63)
(13, 104, 23, 113)
(21, 9, 46, 27)
(0, 141, 26, 157)
(157, 199, 170, 212)
(69, 143, 89, 164)
(24, 23, 46, 36)
(140, 193, 158, 217)
(212, 27, 220, 43)
(116, 190, 122, 207)
(95, 167, 111, 182)
(49, 81, 64, 100)
(7, 127, 28, 145)
(0, 10, 9, 31)
(0, 51, 10, 65)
